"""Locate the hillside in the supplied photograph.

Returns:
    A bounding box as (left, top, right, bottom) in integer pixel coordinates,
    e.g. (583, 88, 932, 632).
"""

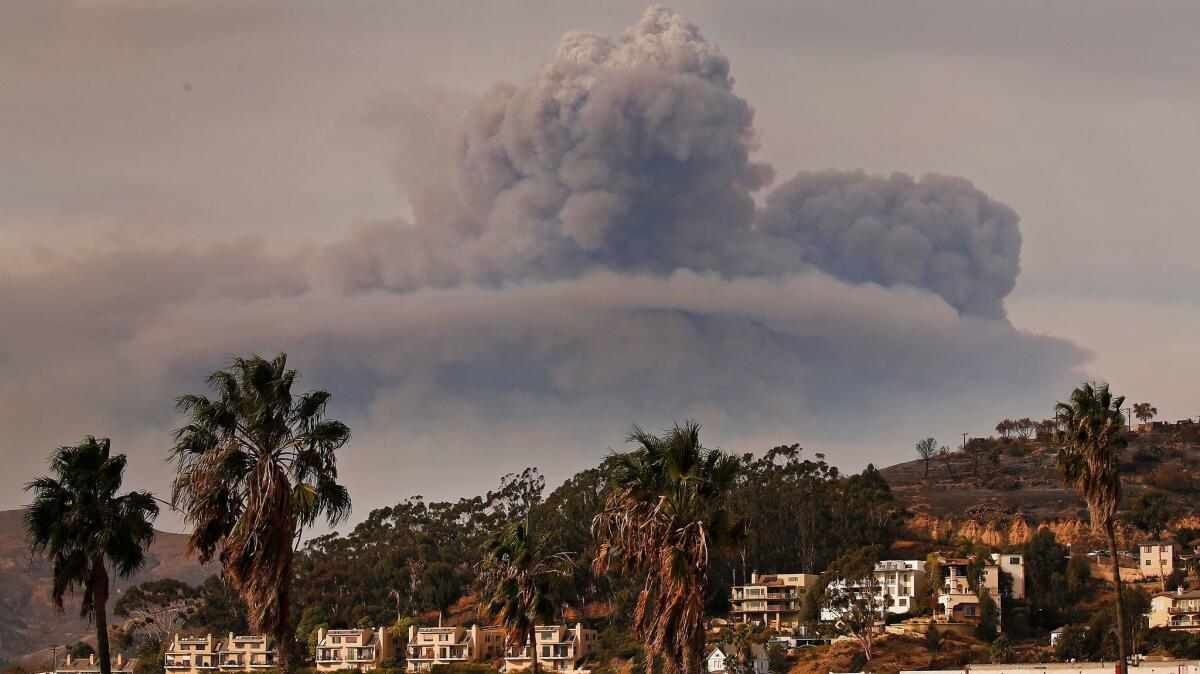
(881, 425, 1200, 547)
(0, 510, 211, 663)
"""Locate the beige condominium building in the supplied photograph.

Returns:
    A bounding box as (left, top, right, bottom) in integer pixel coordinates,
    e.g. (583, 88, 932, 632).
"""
(53, 654, 137, 674)
(1140, 541, 1178, 581)
(504, 624, 598, 673)
(165, 634, 277, 674)
(937, 553, 1025, 626)
(729, 572, 820, 631)
(314, 628, 399, 672)
(405, 625, 506, 671)
(1149, 588, 1200, 631)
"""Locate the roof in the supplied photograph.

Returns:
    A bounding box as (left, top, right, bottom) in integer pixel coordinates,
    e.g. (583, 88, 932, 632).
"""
(1154, 590, 1200, 600)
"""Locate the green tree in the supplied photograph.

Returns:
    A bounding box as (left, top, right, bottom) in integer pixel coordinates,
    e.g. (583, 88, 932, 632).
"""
(925, 624, 941, 652)
(990, 634, 1014, 663)
(1023, 528, 1069, 631)
(479, 518, 573, 674)
(1133, 403, 1158, 425)
(1066, 554, 1092, 601)
(24, 437, 159, 674)
(68, 643, 95, 660)
(592, 420, 743, 674)
(114, 578, 197, 638)
(975, 591, 999, 641)
(915, 438, 938, 479)
(1055, 382, 1130, 674)
(822, 545, 887, 661)
(766, 644, 786, 674)
(170, 354, 351, 674)
(1129, 490, 1174, 542)
(134, 637, 166, 674)
(1055, 624, 1089, 661)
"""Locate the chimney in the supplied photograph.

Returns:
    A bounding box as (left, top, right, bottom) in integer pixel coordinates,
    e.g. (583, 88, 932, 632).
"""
(318, 627, 326, 645)
(751, 571, 758, 584)
(408, 625, 416, 644)
(228, 632, 235, 648)
(116, 654, 123, 669)
(208, 634, 215, 651)
(65, 655, 73, 667)
(89, 655, 95, 666)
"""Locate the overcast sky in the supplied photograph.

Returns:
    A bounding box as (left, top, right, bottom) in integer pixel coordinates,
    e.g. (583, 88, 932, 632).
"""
(3, 1, 1197, 533)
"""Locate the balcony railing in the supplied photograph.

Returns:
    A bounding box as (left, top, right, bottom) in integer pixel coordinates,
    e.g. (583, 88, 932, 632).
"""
(1169, 607, 1200, 614)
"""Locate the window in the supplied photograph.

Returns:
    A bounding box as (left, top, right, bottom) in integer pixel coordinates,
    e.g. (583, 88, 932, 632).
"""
(1010, 557, 1020, 565)
(1147, 560, 1153, 566)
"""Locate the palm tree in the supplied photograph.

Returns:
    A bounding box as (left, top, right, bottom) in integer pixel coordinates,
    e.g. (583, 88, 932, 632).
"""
(1055, 382, 1129, 673)
(592, 420, 742, 674)
(479, 518, 573, 674)
(170, 354, 351, 674)
(24, 437, 159, 674)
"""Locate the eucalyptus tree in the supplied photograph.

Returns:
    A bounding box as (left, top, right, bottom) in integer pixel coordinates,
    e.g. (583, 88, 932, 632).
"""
(25, 437, 159, 674)
(1055, 382, 1129, 673)
(171, 353, 351, 674)
(592, 420, 743, 674)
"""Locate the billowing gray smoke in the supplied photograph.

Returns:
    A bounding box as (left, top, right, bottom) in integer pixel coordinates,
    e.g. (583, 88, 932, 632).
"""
(0, 5, 1084, 515)
(754, 171, 1021, 319)
(327, 5, 1021, 320)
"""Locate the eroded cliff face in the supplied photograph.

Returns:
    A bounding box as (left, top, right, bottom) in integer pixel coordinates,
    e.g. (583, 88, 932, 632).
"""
(905, 512, 1200, 548)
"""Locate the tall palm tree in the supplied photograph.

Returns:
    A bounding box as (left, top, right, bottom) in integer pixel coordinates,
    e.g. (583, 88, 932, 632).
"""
(170, 354, 351, 674)
(592, 420, 742, 674)
(24, 437, 159, 674)
(479, 518, 573, 674)
(1055, 382, 1128, 673)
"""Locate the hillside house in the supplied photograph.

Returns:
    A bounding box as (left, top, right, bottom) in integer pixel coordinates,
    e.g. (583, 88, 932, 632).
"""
(1149, 589, 1200, 631)
(165, 634, 276, 674)
(405, 625, 506, 672)
(314, 627, 399, 672)
(706, 644, 769, 674)
(936, 553, 1024, 628)
(53, 654, 138, 674)
(503, 624, 597, 673)
(730, 572, 820, 631)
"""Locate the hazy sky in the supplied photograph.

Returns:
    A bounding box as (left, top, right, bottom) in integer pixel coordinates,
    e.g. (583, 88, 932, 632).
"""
(3, 1, 1197, 532)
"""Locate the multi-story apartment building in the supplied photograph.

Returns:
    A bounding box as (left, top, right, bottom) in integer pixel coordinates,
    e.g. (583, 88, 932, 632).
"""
(504, 624, 597, 673)
(314, 627, 399, 672)
(936, 553, 1024, 626)
(1148, 589, 1200, 631)
(405, 625, 506, 671)
(730, 572, 820, 631)
(1140, 542, 1177, 581)
(54, 654, 137, 674)
(818, 560, 926, 622)
(165, 634, 277, 674)
(874, 560, 926, 614)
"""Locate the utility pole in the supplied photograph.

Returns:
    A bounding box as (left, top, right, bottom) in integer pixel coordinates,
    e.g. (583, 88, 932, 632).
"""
(962, 432, 968, 450)
(51, 644, 58, 673)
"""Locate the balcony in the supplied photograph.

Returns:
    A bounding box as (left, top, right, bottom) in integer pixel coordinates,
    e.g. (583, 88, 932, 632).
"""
(1169, 607, 1200, 614)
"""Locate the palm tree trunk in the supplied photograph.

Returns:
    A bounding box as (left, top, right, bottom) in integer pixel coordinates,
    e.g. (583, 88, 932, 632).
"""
(1106, 521, 1129, 674)
(530, 631, 539, 674)
(93, 563, 112, 674)
(275, 580, 296, 674)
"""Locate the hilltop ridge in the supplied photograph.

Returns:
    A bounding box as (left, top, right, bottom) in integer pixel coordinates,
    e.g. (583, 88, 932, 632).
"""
(0, 510, 210, 662)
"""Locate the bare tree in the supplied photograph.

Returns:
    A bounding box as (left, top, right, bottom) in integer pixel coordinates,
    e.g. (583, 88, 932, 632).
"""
(915, 438, 938, 479)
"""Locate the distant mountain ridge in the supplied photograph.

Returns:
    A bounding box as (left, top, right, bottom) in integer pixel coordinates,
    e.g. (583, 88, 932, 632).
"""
(0, 509, 210, 664)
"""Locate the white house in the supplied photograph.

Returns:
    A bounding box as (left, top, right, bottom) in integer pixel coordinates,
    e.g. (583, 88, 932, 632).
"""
(706, 645, 769, 674)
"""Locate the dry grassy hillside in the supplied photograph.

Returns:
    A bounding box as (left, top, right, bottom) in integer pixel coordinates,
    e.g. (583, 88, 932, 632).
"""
(881, 426, 1200, 547)
(0, 510, 211, 663)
